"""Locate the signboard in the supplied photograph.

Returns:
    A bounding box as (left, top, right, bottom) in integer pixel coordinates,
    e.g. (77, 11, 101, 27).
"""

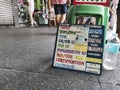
(73, 0, 109, 6)
(52, 24, 105, 75)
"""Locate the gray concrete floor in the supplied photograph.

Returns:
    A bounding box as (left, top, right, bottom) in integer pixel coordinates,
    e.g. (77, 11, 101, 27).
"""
(0, 26, 120, 90)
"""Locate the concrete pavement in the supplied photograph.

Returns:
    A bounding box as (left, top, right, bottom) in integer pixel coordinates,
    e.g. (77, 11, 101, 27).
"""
(0, 27, 120, 90)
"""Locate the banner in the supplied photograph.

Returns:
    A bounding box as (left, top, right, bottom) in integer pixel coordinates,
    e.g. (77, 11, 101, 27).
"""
(73, 0, 109, 6)
(52, 24, 105, 75)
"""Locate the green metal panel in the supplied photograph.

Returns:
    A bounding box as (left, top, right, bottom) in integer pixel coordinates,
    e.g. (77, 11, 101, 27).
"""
(34, 0, 41, 10)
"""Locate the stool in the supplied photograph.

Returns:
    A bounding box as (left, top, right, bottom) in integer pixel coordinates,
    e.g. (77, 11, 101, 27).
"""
(67, 4, 109, 40)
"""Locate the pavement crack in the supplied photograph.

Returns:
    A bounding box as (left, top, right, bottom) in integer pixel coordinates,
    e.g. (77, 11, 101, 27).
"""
(0, 67, 56, 77)
(116, 83, 120, 86)
(97, 77, 103, 89)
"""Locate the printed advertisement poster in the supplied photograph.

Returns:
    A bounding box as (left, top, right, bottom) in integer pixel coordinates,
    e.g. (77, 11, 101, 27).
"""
(53, 24, 105, 75)
(73, 0, 109, 6)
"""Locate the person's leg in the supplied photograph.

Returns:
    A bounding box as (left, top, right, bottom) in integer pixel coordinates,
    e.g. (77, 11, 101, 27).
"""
(60, 4, 67, 23)
(28, 8, 37, 26)
(53, 19, 57, 27)
(32, 12, 37, 25)
(48, 19, 51, 27)
(28, 11, 34, 26)
(55, 14, 61, 25)
(60, 14, 66, 23)
(54, 5, 62, 25)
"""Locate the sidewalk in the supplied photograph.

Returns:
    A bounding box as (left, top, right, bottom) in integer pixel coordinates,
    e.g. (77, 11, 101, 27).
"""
(0, 27, 120, 90)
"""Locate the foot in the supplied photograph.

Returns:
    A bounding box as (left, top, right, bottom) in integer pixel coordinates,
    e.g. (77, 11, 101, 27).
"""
(29, 24, 34, 27)
(33, 22, 38, 26)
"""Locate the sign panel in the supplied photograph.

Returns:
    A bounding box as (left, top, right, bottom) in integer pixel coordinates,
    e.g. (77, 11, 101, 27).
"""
(52, 24, 105, 75)
(73, 0, 109, 6)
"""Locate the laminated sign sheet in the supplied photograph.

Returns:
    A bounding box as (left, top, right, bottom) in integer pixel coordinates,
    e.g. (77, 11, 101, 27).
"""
(52, 24, 105, 75)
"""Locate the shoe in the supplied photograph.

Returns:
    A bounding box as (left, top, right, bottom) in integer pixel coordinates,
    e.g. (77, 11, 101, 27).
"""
(33, 22, 38, 26)
(29, 24, 34, 27)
